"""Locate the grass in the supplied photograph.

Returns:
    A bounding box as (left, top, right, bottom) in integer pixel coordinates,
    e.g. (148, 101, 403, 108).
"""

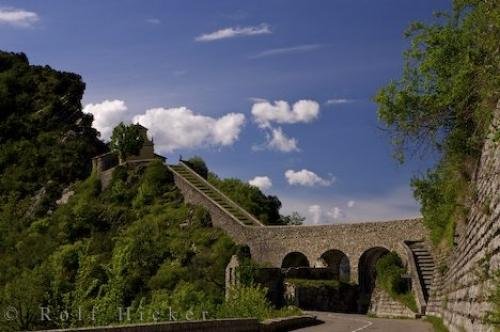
(425, 316, 449, 332)
(285, 278, 344, 289)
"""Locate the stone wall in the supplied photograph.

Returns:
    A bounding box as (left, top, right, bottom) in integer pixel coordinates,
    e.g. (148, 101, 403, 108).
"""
(427, 102, 500, 332)
(37, 318, 260, 332)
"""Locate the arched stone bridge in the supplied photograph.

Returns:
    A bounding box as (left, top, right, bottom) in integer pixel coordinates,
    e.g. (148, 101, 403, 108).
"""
(169, 162, 428, 284)
(170, 162, 435, 314)
(243, 219, 426, 283)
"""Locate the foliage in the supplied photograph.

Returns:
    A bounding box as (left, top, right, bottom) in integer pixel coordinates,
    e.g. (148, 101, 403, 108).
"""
(285, 278, 344, 289)
(375, 252, 418, 312)
(0, 51, 105, 205)
(208, 172, 283, 225)
(185, 156, 209, 179)
(374, 1, 499, 246)
(110, 122, 145, 162)
(425, 315, 450, 332)
(280, 212, 305, 226)
(217, 284, 301, 321)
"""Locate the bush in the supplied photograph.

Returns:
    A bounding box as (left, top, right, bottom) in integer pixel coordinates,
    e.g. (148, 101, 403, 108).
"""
(375, 252, 418, 312)
(217, 285, 274, 320)
(185, 156, 208, 179)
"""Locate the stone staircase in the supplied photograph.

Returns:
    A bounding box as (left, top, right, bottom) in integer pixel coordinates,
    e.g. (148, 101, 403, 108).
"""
(169, 162, 263, 227)
(407, 241, 435, 302)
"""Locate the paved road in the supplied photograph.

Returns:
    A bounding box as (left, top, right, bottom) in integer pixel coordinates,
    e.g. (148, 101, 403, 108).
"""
(295, 312, 433, 332)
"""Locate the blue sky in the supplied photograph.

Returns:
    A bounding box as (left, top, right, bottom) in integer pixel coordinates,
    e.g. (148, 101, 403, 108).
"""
(0, 0, 451, 224)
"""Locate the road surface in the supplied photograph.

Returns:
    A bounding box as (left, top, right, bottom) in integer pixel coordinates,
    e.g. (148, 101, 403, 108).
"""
(296, 312, 433, 332)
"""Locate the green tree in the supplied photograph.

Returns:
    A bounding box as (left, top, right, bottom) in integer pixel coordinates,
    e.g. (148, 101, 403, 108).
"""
(374, 0, 499, 246)
(280, 212, 305, 226)
(185, 156, 209, 179)
(110, 123, 145, 163)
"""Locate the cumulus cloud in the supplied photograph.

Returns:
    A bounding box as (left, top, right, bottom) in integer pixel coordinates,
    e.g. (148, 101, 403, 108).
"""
(251, 44, 323, 59)
(195, 23, 270, 42)
(327, 206, 345, 220)
(132, 107, 245, 152)
(347, 200, 356, 208)
(251, 100, 320, 128)
(308, 205, 322, 224)
(285, 169, 334, 187)
(308, 205, 345, 224)
(0, 8, 39, 27)
(267, 127, 299, 152)
(249, 176, 272, 191)
(83, 99, 128, 141)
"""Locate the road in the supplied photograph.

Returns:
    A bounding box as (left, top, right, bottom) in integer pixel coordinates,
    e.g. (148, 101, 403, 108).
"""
(295, 312, 433, 332)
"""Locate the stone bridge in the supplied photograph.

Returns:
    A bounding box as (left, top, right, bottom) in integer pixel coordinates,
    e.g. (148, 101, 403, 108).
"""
(243, 219, 426, 283)
(169, 161, 428, 286)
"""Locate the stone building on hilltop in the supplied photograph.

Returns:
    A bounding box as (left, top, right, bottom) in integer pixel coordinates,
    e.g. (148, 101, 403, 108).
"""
(92, 124, 165, 188)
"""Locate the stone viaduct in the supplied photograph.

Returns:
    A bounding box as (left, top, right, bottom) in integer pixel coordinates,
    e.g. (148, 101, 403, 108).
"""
(170, 161, 428, 285)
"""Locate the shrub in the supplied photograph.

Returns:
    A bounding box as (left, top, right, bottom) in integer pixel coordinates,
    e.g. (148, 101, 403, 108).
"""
(375, 252, 418, 312)
(185, 156, 208, 179)
(217, 284, 273, 320)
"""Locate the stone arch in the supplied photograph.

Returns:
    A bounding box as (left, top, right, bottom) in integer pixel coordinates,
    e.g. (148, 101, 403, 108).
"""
(315, 249, 350, 282)
(281, 251, 310, 268)
(357, 246, 390, 313)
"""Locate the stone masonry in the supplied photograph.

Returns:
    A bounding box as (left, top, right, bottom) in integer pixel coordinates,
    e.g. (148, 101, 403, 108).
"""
(173, 170, 427, 283)
(426, 102, 500, 332)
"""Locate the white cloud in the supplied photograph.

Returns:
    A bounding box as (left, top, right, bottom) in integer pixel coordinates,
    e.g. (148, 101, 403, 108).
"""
(279, 186, 421, 225)
(325, 98, 354, 105)
(308, 205, 344, 224)
(195, 23, 271, 42)
(347, 200, 356, 208)
(146, 18, 161, 24)
(251, 44, 322, 59)
(285, 169, 333, 187)
(267, 127, 299, 152)
(308, 205, 322, 225)
(249, 176, 272, 191)
(327, 206, 345, 220)
(83, 99, 128, 141)
(132, 107, 245, 152)
(252, 100, 320, 128)
(0, 8, 39, 27)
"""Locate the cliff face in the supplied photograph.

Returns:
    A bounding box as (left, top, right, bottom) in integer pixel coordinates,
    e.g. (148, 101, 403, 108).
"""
(428, 102, 500, 332)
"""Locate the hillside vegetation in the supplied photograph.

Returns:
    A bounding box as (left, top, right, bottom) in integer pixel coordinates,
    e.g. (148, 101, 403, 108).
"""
(0, 52, 296, 331)
(375, 0, 499, 247)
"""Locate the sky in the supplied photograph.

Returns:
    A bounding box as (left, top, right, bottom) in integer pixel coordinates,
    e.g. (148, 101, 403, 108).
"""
(0, 0, 452, 224)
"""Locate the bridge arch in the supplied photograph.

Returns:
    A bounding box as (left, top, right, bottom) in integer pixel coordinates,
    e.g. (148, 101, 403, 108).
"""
(281, 251, 310, 268)
(315, 249, 350, 282)
(357, 246, 391, 313)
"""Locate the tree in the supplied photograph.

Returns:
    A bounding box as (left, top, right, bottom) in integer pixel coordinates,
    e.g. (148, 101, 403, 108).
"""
(110, 123, 145, 163)
(185, 156, 209, 179)
(280, 212, 305, 226)
(374, 0, 499, 246)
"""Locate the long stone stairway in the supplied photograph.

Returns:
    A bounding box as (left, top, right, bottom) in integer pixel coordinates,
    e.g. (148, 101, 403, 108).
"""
(408, 241, 435, 302)
(169, 162, 263, 227)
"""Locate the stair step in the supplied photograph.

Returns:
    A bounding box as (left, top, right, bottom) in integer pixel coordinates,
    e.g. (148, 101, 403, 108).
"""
(170, 164, 262, 226)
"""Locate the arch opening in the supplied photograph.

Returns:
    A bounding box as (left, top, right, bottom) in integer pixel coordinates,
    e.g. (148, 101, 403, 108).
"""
(281, 251, 310, 268)
(357, 247, 390, 313)
(315, 249, 350, 282)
